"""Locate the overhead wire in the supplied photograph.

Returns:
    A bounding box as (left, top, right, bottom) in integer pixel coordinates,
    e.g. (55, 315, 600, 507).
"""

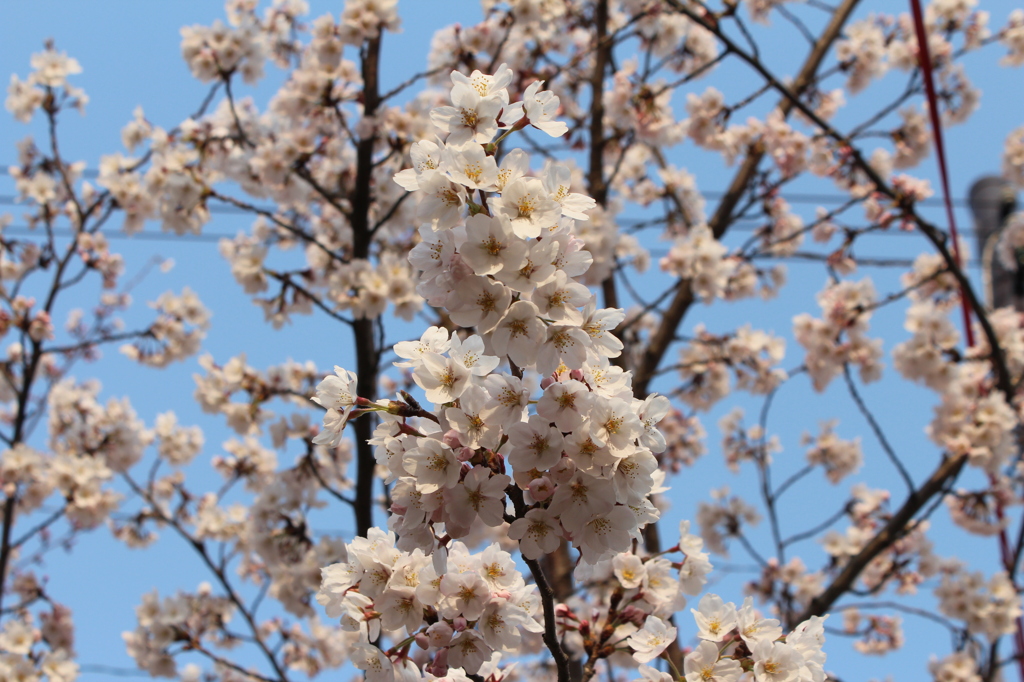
(0, 166, 1010, 242)
(0, 167, 1016, 210)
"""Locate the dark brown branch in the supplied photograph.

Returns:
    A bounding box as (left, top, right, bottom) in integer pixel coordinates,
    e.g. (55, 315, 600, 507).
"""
(633, 0, 862, 397)
(350, 33, 384, 538)
(795, 452, 967, 626)
(507, 486, 571, 682)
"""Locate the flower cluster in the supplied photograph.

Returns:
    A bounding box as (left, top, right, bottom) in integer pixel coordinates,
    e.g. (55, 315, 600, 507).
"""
(120, 288, 210, 367)
(675, 325, 787, 411)
(843, 609, 904, 655)
(803, 420, 863, 484)
(318, 533, 541, 677)
(672, 594, 828, 682)
(5, 379, 158, 528)
(124, 586, 237, 677)
(936, 567, 1023, 641)
(180, 16, 267, 84)
(305, 60, 833, 681)
(0, 604, 77, 682)
(314, 65, 670, 569)
(4, 43, 86, 122)
(793, 278, 883, 392)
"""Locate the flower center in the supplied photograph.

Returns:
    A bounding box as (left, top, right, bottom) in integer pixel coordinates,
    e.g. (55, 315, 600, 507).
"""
(516, 194, 536, 216)
(476, 291, 497, 312)
(507, 319, 528, 338)
(464, 162, 482, 182)
(483, 235, 503, 256)
(440, 187, 460, 206)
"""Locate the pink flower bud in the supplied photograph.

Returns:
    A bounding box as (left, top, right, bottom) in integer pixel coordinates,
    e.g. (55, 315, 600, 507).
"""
(426, 648, 449, 677)
(415, 633, 430, 650)
(529, 476, 555, 501)
(453, 616, 468, 631)
(539, 376, 555, 389)
(457, 446, 475, 462)
(620, 605, 646, 626)
(570, 369, 584, 381)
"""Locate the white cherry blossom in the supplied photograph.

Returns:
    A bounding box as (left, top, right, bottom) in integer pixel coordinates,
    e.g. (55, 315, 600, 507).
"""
(503, 80, 568, 137)
(627, 615, 677, 664)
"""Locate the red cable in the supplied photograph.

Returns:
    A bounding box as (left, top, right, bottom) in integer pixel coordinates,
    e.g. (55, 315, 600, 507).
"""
(909, 3, 1024, 677)
(908, 0, 975, 348)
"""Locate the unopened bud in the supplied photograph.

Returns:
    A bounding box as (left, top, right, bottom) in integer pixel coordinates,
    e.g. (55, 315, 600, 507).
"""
(399, 390, 422, 410)
(415, 633, 430, 650)
(620, 605, 646, 626)
(426, 648, 449, 677)
(529, 476, 555, 501)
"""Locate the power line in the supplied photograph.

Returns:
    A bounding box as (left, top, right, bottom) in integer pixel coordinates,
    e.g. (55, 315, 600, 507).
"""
(2, 166, 1017, 209)
(0, 194, 1001, 239)
(79, 664, 152, 678)
(1, 225, 228, 243)
(0, 223, 983, 255)
(0, 194, 254, 215)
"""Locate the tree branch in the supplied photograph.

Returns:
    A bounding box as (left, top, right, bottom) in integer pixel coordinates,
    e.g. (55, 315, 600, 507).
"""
(633, 0, 862, 397)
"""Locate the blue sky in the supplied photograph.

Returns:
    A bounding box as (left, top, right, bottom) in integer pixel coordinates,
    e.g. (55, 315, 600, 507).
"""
(3, 1, 1024, 680)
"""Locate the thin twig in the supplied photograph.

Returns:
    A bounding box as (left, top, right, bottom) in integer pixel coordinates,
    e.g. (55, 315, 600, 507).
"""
(842, 364, 914, 493)
(783, 502, 851, 547)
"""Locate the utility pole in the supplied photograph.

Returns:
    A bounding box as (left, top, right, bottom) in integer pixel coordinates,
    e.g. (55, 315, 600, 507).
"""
(970, 176, 1019, 310)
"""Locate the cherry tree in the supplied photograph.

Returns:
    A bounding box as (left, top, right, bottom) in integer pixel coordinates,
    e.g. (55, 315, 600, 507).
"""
(2, 0, 1024, 681)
